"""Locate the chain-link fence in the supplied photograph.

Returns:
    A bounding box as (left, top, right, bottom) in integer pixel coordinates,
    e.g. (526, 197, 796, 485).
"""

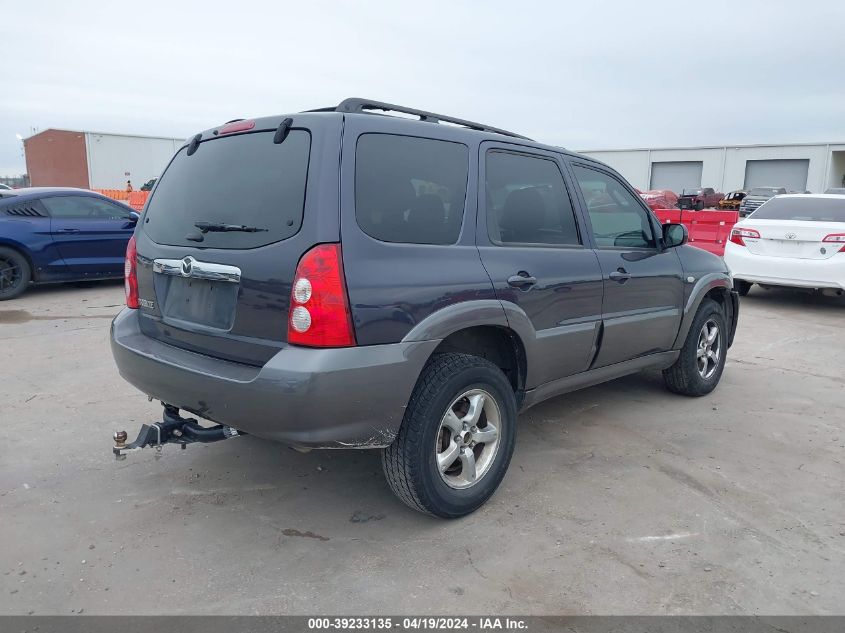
(0, 174, 30, 188)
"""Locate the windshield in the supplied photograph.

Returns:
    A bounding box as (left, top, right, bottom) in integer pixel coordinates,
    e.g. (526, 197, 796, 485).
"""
(144, 130, 311, 249)
(749, 188, 779, 196)
(682, 189, 702, 195)
(751, 197, 845, 222)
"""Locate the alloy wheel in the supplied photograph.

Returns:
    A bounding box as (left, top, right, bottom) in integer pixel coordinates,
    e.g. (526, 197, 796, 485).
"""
(696, 319, 721, 379)
(435, 389, 502, 489)
(0, 256, 23, 295)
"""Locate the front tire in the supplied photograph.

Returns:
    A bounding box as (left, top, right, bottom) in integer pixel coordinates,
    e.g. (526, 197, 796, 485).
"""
(382, 353, 517, 518)
(663, 299, 728, 397)
(0, 247, 31, 300)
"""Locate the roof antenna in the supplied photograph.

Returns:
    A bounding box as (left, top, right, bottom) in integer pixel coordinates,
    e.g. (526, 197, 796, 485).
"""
(274, 118, 293, 144)
(186, 134, 202, 156)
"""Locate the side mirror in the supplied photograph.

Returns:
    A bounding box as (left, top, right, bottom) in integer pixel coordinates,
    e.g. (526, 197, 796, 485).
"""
(128, 211, 140, 223)
(662, 222, 688, 248)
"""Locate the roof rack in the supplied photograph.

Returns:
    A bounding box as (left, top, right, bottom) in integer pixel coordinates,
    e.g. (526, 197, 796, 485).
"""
(318, 98, 531, 140)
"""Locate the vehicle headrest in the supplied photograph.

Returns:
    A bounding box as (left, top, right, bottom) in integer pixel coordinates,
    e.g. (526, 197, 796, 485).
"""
(500, 188, 546, 235)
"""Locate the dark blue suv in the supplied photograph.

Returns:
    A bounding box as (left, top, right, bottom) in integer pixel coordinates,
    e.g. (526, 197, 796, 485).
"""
(0, 188, 138, 299)
(111, 99, 739, 517)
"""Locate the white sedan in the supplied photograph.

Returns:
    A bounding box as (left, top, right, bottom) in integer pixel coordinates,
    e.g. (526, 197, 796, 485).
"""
(724, 194, 845, 297)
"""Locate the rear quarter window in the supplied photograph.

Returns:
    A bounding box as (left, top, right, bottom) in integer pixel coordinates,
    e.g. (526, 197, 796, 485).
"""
(143, 130, 311, 249)
(42, 196, 133, 219)
(355, 134, 468, 245)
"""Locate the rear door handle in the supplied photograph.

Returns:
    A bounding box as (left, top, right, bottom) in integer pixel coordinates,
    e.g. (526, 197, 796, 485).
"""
(58, 228, 80, 234)
(507, 273, 537, 289)
(609, 268, 631, 283)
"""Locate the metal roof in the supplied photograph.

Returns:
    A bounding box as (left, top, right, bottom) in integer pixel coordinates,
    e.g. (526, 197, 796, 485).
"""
(580, 141, 845, 153)
(24, 128, 185, 142)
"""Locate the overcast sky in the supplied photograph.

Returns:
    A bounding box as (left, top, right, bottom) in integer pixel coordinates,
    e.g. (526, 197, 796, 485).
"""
(2, 0, 843, 176)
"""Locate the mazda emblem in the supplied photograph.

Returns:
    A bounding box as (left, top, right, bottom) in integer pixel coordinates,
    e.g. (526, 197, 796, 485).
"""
(785, 233, 797, 240)
(181, 256, 194, 277)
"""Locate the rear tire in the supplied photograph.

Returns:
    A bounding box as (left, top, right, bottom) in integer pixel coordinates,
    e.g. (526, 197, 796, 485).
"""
(663, 299, 727, 397)
(0, 247, 31, 300)
(734, 280, 752, 296)
(382, 353, 517, 518)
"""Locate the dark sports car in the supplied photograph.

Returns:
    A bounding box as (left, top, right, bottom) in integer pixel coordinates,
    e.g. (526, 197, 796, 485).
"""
(0, 187, 138, 299)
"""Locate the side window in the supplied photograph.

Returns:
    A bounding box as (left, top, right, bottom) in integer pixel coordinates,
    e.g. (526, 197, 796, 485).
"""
(355, 134, 468, 245)
(89, 198, 133, 219)
(571, 165, 656, 249)
(485, 151, 580, 246)
(42, 196, 132, 219)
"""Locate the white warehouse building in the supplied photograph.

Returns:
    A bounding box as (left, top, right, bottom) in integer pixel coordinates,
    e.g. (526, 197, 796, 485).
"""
(24, 128, 185, 190)
(580, 142, 845, 194)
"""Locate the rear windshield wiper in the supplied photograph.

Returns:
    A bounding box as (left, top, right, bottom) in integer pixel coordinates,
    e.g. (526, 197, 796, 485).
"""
(194, 221, 268, 234)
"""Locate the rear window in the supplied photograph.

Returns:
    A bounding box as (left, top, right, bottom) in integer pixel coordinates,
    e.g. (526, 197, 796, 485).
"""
(751, 197, 845, 222)
(355, 134, 468, 245)
(144, 130, 311, 249)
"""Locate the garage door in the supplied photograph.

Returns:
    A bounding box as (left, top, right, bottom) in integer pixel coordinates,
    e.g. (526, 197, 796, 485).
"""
(744, 159, 809, 192)
(650, 161, 703, 191)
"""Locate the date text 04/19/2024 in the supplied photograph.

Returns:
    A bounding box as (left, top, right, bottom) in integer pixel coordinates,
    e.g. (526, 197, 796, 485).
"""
(306, 617, 528, 630)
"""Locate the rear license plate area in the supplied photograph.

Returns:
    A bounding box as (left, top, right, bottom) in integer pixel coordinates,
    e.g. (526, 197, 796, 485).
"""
(154, 275, 239, 330)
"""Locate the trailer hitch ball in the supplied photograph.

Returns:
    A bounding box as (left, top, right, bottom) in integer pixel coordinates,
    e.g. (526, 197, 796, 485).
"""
(113, 430, 129, 460)
(114, 430, 128, 447)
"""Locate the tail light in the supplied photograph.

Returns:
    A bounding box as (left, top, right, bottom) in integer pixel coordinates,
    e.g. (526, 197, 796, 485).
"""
(124, 235, 139, 308)
(822, 233, 845, 253)
(730, 227, 760, 247)
(287, 243, 355, 347)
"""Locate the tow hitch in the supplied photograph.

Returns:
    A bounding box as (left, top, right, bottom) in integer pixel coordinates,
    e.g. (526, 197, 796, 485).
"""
(113, 405, 240, 460)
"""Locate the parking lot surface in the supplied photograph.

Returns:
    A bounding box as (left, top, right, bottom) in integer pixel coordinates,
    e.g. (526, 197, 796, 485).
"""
(1, 282, 843, 615)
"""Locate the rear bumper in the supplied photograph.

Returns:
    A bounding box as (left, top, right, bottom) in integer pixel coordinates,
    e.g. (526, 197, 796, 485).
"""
(110, 309, 439, 448)
(725, 244, 845, 290)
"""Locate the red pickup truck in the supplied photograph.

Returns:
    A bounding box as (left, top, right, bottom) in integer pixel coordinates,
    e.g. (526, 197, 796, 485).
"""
(677, 187, 723, 210)
(639, 189, 679, 210)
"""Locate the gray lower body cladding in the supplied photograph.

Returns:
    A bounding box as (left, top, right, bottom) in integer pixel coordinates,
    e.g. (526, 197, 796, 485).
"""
(110, 309, 440, 448)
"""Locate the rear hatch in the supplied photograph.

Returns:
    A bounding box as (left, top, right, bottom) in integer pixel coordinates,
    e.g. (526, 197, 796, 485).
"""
(742, 219, 844, 259)
(134, 114, 341, 365)
(742, 196, 845, 260)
